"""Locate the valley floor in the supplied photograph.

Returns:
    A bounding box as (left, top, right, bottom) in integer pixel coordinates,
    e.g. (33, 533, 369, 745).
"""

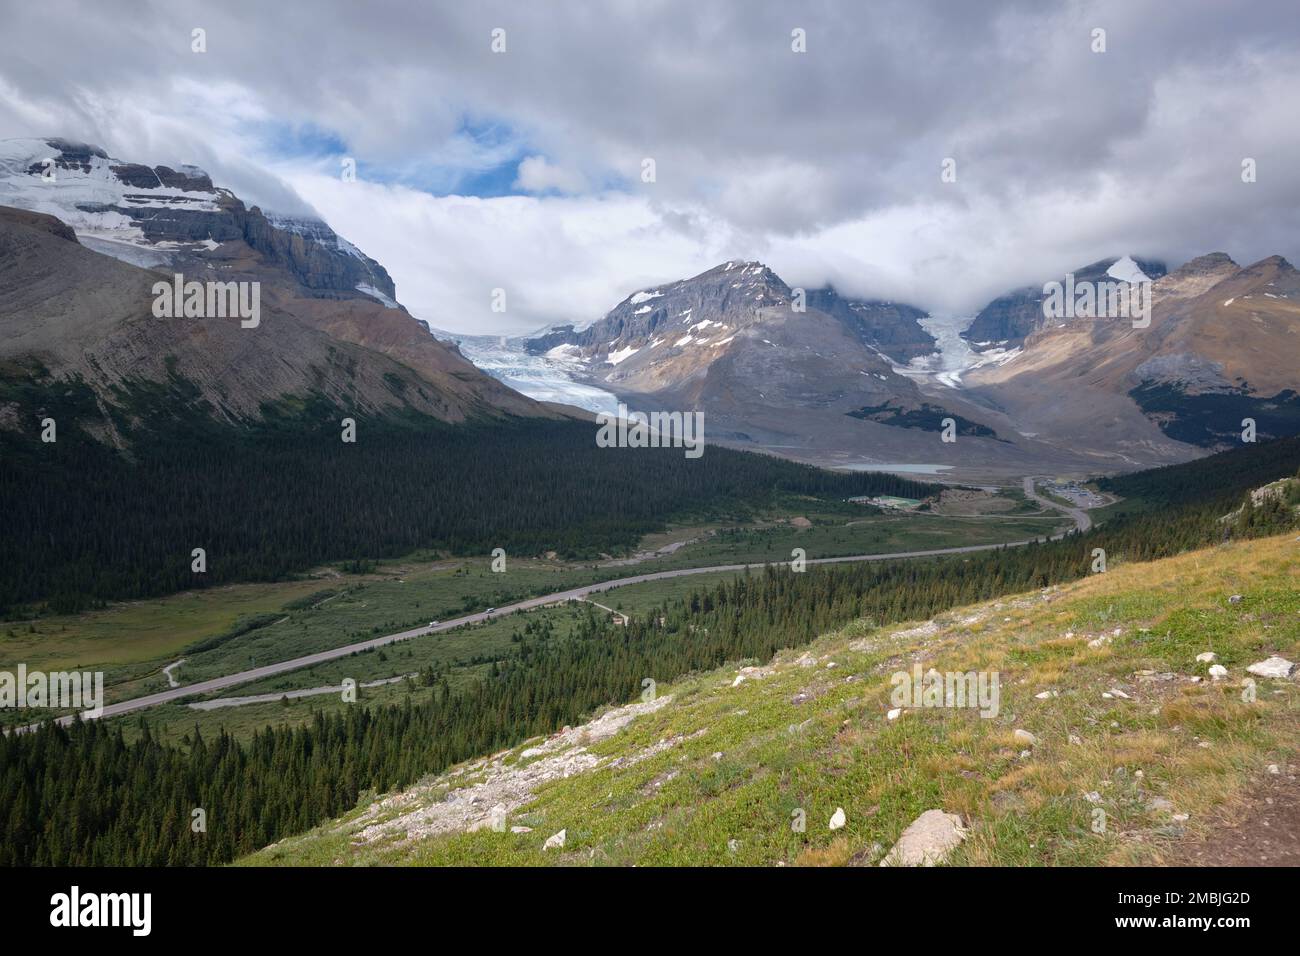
(3, 488, 1067, 735)
(245, 532, 1299, 867)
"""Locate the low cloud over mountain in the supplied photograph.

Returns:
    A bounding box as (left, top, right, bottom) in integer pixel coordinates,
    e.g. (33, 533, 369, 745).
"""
(2, 1, 1298, 333)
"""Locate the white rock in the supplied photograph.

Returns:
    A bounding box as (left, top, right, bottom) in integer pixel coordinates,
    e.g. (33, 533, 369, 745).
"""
(880, 810, 967, 867)
(1088, 635, 1110, 648)
(1109, 688, 1131, 699)
(1013, 729, 1038, 746)
(1034, 690, 1058, 699)
(1246, 656, 1295, 679)
(1208, 664, 1229, 680)
(510, 826, 532, 833)
(1068, 734, 1083, 745)
(886, 708, 902, 721)
(1084, 791, 1102, 804)
(731, 675, 746, 687)
(1195, 652, 1217, 663)
(1268, 764, 1280, 774)
(829, 807, 846, 830)
(543, 829, 566, 850)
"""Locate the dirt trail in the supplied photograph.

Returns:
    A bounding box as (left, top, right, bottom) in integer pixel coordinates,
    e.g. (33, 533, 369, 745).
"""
(1160, 768, 1300, 866)
(162, 658, 186, 688)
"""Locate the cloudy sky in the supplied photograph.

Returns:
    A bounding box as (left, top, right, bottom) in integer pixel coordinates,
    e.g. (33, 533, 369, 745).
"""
(2, 0, 1299, 333)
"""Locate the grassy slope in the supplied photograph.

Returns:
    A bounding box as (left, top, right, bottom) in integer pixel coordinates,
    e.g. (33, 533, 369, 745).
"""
(244, 532, 1299, 867)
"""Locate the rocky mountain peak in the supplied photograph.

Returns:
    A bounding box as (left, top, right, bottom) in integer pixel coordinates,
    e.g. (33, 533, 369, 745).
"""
(1238, 254, 1295, 277)
(683, 260, 793, 306)
(1154, 253, 1242, 302)
(0, 137, 395, 302)
(1167, 252, 1239, 278)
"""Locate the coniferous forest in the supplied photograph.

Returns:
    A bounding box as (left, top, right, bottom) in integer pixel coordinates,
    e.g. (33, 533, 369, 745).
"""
(3, 441, 1297, 866)
(0, 413, 936, 615)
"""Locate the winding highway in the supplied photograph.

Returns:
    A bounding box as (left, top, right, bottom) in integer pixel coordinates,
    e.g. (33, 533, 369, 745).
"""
(19, 481, 1089, 731)
(1022, 475, 1092, 532)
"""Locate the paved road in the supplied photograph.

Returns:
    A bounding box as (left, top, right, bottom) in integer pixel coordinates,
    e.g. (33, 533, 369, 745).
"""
(1022, 476, 1092, 532)
(18, 488, 1088, 731)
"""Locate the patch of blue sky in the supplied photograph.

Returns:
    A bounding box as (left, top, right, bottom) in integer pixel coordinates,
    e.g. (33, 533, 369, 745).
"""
(254, 116, 536, 197)
(255, 115, 626, 199)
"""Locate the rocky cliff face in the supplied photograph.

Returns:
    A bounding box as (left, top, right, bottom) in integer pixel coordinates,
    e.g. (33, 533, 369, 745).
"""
(804, 287, 935, 363)
(0, 137, 395, 300)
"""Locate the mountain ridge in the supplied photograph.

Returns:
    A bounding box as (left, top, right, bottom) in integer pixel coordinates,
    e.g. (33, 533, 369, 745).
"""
(966, 253, 1300, 449)
(0, 137, 558, 439)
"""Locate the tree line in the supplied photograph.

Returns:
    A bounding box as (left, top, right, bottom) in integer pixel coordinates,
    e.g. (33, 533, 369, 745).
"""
(0, 413, 936, 614)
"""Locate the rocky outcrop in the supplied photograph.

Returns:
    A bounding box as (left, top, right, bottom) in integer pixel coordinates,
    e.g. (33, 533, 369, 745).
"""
(880, 810, 968, 866)
(805, 287, 935, 363)
(241, 205, 396, 300)
(1247, 657, 1295, 679)
(524, 324, 583, 355)
(0, 206, 78, 243)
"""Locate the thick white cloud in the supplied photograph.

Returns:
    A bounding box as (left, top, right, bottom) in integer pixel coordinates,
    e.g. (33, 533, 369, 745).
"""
(1, 0, 1298, 332)
(285, 171, 739, 334)
(512, 156, 588, 195)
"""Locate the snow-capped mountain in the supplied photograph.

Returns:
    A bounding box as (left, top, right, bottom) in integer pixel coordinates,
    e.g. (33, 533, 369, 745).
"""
(961, 255, 1168, 351)
(523, 260, 923, 404)
(520, 260, 1123, 479)
(0, 139, 557, 436)
(526, 261, 937, 369)
(0, 138, 395, 302)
